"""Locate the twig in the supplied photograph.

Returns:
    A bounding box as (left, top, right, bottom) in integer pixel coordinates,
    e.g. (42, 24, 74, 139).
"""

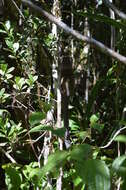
(22, 0, 126, 64)
(10, 0, 25, 19)
(15, 99, 28, 109)
(100, 126, 126, 149)
(0, 147, 17, 163)
(33, 132, 46, 144)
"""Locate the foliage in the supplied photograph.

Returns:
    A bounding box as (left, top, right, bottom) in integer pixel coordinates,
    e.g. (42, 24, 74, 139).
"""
(0, 0, 126, 189)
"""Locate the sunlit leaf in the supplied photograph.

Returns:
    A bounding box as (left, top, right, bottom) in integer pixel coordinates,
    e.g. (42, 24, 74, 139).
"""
(7, 67, 15, 74)
(13, 42, 19, 52)
(0, 29, 7, 34)
(5, 40, 13, 49)
(5, 20, 11, 30)
(90, 114, 99, 124)
(0, 88, 5, 97)
(114, 135, 126, 143)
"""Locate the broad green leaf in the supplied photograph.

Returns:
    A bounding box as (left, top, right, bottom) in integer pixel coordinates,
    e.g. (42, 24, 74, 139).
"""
(90, 114, 99, 124)
(30, 124, 66, 138)
(2, 164, 22, 190)
(76, 159, 110, 190)
(29, 112, 46, 126)
(112, 155, 126, 177)
(73, 176, 82, 187)
(52, 127, 66, 137)
(76, 131, 91, 140)
(29, 125, 52, 133)
(91, 123, 104, 133)
(5, 39, 13, 49)
(70, 144, 92, 162)
(40, 151, 69, 177)
(1, 64, 7, 72)
(114, 135, 126, 143)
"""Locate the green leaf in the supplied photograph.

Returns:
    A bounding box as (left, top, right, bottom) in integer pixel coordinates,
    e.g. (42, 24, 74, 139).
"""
(2, 164, 22, 190)
(40, 151, 69, 177)
(76, 159, 110, 190)
(30, 124, 66, 138)
(0, 29, 7, 34)
(13, 42, 19, 52)
(5, 39, 13, 49)
(0, 109, 9, 117)
(91, 123, 104, 133)
(1, 64, 7, 72)
(76, 131, 91, 140)
(69, 119, 80, 131)
(7, 67, 15, 74)
(112, 155, 126, 177)
(114, 135, 126, 143)
(5, 20, 11, 30)
(33, 75, 38, 82)
(90, 114, 99, 124)
(6, 74, 13, 79)
(0, 88, 5, 98)
(73, 176, 82, 187)
(90, 114, 104, 132)
(29, 112, 46, 126)
(29, 125, 51, 133)
(70, 144, 92, 162)
(52, 127, 66, 138)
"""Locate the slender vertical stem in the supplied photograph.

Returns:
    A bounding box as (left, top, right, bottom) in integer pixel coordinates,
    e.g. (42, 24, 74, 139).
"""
(52, 1, 63, 189)
(83, 8, 90, 103)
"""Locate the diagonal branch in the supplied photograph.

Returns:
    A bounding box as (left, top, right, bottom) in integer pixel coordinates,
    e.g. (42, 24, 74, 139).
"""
(103, 0, 126, 20)
(22, 0, 126, 65)
(10, 0, 25, 19)
(0, 147, 17, 163)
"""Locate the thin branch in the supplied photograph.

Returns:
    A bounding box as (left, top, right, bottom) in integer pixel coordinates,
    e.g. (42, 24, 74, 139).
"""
(10, 0, 25, 19)
(100, 126, 126, 149)
(103, 0, 126, 20)
(0, 147, 17, 163)
(22, 0, 126, 65)
(33, 132, 46, 144)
